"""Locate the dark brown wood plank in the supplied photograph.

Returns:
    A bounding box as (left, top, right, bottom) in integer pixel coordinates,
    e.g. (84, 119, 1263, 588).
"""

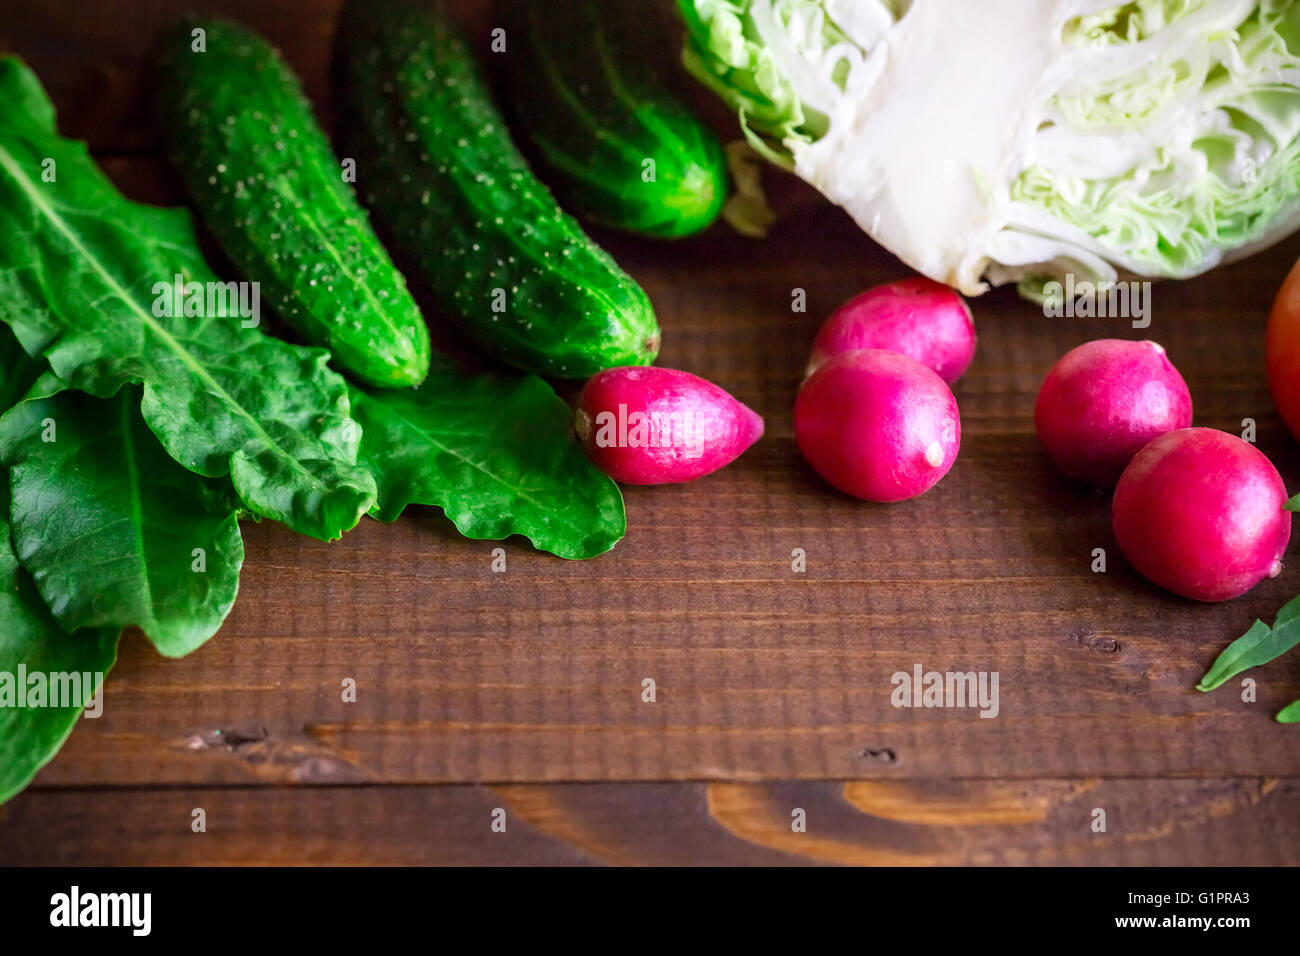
(2, 158, 1298, 790)
(2, 778, 1296, 865)
(3, 0, 1300, 867)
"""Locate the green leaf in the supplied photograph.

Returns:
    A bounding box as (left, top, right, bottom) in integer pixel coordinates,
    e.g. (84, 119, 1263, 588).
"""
(0, 57, 375, 541)
(0, 470, 120, 806)
(1197, 594, 1300, 691)
(351, 368, 625, 560)
(0, 54, 56, 136)
(1278, 700, 1300, 724)
(0, 322, 41, 414)
(0, 381, 244, 657)
(1284, 493, 1300, 512)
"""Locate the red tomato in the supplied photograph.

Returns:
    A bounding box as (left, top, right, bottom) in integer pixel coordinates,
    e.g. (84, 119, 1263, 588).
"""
(1266, 256, 1300, 442)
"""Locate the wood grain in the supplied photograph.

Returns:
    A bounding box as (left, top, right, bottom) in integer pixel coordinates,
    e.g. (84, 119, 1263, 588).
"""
(2, 778, 1295, 865)
(16, 196, 1300, 788)
(2, 0, 1300, 865)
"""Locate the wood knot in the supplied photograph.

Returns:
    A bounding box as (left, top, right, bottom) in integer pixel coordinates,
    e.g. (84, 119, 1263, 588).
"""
(858, 746, 898, 764)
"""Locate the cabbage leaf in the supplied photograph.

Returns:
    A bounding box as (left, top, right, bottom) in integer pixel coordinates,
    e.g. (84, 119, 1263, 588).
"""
(681, 0, 1300, 295)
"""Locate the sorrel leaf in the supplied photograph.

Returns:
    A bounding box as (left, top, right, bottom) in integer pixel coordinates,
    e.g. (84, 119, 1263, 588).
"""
(351, 368, 625, 560)
(0, 381, 244, 657)
(0, 471, 119, 806)
(0, 57, 375, 541)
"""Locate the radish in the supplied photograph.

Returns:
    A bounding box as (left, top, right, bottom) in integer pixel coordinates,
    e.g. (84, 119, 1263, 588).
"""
(574, 366, 764, 485)
(795, 349, 960, 502)
(1112, 428, 1291, 602)
(1035, 339, 1192, 487)
(806, 277, 976, 383)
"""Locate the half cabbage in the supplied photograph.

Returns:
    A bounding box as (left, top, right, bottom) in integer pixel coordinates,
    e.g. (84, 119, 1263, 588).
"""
(680, 0, 1300, 296)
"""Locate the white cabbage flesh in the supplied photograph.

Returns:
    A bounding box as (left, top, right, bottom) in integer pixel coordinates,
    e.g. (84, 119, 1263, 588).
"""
(680, 0, 1300, 296)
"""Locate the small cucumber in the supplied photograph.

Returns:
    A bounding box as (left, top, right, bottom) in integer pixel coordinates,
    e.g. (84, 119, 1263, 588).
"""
(497, 0, 727, 238)
(157, 17, 431, 389)
(334, 0, 660, 379)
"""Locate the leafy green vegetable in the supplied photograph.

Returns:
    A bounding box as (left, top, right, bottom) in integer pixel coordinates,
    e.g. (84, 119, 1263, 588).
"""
(678, 0, 861, 166)
(351, 365, 625, 560)
(0, 381, 244, 658)
(679, 0, 1300, 296)
(0, 469, 120, 806)
(0, 57, 375, 541)
(0, 321, 42, 413)
(0, 323, 233, 807)
(1278, 700, 1300, 723)
(1061, 0, 1212, 45)
(0, 324, 120, 805)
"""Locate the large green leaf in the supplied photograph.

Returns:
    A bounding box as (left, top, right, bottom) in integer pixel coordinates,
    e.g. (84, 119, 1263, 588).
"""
(351, 367, 625, 560)
(0, 472, 119, 806)
(0, 57, 375, 541)
(0, 381, 244, 657)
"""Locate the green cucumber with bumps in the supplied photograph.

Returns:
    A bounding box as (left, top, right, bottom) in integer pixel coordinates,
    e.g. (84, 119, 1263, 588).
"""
(157, 17, 431, 389)
(497, 0, 727, 238)
(334, 0, 660, 379)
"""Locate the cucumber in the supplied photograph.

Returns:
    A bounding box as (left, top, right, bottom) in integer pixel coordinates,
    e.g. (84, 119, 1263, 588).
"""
(333, 0, 660, 379)
(157, 17, 431, 389)
(497, 0, 727, 238)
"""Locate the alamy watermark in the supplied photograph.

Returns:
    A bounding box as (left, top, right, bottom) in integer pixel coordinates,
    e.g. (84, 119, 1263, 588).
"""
(0, 666, 104, 717)
(50, 886, 150, 936)
(1043, 273, 1151, 329)
(152, 273, 260, 328)
(577, 404, 709, 459)
(890, 663, 999, 718)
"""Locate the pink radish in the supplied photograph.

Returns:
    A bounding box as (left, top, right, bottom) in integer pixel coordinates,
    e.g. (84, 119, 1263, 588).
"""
(806, 277, 976, 383)
(1036, 339, 1192, 487)
(1112, 428, 1291, 602)
(574, 366, 764, 485)
(795, 349, 960, 502)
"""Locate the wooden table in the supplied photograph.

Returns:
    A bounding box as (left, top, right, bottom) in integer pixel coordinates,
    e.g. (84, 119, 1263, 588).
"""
(2, 0, 1299, 866)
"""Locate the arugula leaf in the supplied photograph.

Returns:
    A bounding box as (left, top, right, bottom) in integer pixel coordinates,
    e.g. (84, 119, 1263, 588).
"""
(0, 380, 244, 657)
(1198, 595, 1300, 691)
(0, 57, 375, 541)
(1279, 700, 1300, 723)
(351, 368, 625, 560)
(0, 471, 120, 806)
